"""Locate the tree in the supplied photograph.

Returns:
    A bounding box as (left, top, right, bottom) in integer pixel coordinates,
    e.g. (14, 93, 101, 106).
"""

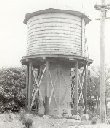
(0, 67, 26, 112)
(87, 72, 100, 112)
(87, 66, 110, 115)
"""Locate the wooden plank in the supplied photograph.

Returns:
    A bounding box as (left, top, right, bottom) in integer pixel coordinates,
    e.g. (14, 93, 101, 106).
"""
(74, 61, 79, 115)
(28, 26, 82, 34)
(28, 24, 82, 30)
(29, 33, 82, 38)
(42, 15, 81, 22)
(28, 32, 81, 39)
(27, 51, 81, 57)
(28, 48, 82, 53)
(28, 39, 81, 44)
(28, 37, 81, 45)
(28, 20, 81, 27)
(30, 32, 80, 37)
(28, 37, 81, 42)
(28, 22, 81, 31)
(28, 27, 81, 36)
(28, 17, 81, 28)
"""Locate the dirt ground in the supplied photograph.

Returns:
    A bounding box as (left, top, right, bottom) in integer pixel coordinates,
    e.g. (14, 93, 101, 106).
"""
(0, 113, 110, 128)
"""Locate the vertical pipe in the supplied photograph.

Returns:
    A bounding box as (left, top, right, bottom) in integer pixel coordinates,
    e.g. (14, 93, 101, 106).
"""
(28, 61, 33, 112)
(45, 60, 50, 115)
(100, 0, 106, 123)
(74, 61, 78, 114)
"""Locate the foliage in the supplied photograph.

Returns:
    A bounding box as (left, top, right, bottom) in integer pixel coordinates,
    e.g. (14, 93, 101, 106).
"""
(87, 73, 100, 112)
(87, 66, 110, 115)
(0, 67, 26, 112)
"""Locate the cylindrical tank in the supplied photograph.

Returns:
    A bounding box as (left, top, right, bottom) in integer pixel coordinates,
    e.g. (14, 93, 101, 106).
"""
(24, 8, 90, 57)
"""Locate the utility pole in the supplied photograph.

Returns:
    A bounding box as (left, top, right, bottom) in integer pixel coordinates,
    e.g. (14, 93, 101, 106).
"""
(94, 0, 110, 123)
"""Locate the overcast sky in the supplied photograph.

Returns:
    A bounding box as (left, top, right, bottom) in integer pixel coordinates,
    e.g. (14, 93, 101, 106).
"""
(0, 0, 110, 68)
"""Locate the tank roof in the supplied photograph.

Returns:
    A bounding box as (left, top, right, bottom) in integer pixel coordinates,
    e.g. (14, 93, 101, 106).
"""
(24, 8, 91, 24)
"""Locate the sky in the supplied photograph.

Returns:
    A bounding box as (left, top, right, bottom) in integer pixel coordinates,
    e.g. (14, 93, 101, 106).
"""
(0, 0, 110, 68)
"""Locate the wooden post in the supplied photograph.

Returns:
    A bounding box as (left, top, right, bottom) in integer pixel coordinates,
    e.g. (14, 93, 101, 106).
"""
(26, 64, 29, 110)
(100, 0, 106, 122)
(28, 61, 33, 112)
(94, 0, 108, 122)
(58, 64, 61, 115)
(84, 64, 88, 114)
(45, 60, 50, 115)
(74, 61, 78, 114)
(100, 4, 106, 122)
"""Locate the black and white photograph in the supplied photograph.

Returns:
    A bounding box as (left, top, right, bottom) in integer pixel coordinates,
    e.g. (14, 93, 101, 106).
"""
(0, 0, 110, 127)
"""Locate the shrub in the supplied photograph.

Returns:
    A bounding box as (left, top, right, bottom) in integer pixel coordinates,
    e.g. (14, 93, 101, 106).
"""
(0, 67, 26, 113)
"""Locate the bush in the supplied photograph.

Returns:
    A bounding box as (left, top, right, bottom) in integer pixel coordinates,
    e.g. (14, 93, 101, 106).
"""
(0, 67, 26, 113)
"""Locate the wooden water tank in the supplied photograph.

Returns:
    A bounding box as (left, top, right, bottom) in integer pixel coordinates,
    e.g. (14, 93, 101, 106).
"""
(24, 8, 90, 58)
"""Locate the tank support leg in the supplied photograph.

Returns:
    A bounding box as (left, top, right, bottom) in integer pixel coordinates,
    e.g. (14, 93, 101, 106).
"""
(26, 64, 29, 110)
(84, 64, 88, 114)
(28, 62, 33, 112)
(45, 60, 50, 115)
(74, 61, 78, 115)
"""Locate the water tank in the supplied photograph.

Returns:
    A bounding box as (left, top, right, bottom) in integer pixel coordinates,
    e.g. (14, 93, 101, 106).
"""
(24, 8, 90, 58)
